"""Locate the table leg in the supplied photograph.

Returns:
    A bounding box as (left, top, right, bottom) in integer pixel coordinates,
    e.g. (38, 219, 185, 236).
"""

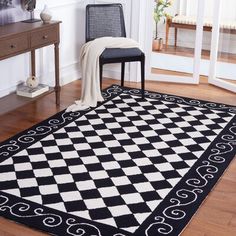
(54, 43, 60, 105)
(31, 50, 36, 76)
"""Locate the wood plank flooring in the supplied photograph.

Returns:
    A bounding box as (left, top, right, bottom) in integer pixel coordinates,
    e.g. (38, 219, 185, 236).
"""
(156, 44, 236, 64)
(0, 78, 235, 236)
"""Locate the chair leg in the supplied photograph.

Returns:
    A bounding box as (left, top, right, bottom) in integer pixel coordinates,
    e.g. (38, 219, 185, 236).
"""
(121, 62, 125, 87)
(99, 62, 103, 90)
(141, 57, 145, 99)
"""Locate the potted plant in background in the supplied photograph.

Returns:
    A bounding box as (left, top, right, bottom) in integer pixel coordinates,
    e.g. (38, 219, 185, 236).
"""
(153, 0, 172, 51)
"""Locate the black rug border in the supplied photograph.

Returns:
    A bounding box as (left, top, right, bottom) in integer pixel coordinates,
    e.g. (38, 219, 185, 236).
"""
(0, 84, 235, 236)
(0, 191, 132, 236)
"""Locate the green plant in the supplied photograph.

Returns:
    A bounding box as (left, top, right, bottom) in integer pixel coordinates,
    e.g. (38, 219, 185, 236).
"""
(154, 0, 172, 39)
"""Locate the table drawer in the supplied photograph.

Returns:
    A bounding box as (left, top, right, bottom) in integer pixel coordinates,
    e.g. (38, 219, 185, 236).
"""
(31, 26, 58, 48)
(0, 35, 29, 58)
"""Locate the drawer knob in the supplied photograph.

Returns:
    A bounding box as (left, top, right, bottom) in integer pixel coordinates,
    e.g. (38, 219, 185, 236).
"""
(10, 44, 16, 49)
(43, 35, 48, 39)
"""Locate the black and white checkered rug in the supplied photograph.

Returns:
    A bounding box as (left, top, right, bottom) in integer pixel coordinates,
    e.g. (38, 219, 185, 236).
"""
(0, 85, 235, 236)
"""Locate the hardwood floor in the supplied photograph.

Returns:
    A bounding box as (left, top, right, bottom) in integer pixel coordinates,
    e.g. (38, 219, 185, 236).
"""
(156, 44, 236, 64)
(0, 78, 235, 236)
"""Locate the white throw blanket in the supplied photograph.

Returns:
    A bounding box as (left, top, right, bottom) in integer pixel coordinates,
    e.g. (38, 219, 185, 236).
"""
(66, 37, 140, 112)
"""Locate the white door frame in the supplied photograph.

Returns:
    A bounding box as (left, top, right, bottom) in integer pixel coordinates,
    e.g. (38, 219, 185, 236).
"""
(208, 0, 236, 93)
(146, 0, 205, 84)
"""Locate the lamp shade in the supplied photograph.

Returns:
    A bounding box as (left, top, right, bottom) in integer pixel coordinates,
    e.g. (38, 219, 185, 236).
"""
(22, 0, 36, 12)
(22, 0, 40, 23)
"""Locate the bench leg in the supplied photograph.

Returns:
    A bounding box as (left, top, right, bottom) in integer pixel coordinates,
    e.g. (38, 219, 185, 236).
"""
(165, 19, 170, 49)
(174, 28, 178, 48)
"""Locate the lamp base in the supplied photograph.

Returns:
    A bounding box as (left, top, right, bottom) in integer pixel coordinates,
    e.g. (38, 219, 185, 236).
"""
(22, 19, 41, 23)
(22, 11, 40, 23)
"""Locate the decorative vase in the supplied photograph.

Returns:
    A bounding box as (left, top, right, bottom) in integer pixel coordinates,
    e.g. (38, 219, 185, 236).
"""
(26, 76, 39, 88)
(40, 5, 52, 24)
(152, 38, 163, 51)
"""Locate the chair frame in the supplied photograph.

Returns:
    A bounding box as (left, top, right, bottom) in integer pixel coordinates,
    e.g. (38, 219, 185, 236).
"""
(86, 4, 145, 98)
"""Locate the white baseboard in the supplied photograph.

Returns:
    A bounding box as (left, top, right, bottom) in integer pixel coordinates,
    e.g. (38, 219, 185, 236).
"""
(60, 62, 81, 86)
(0, 62, 81, 99)
(0, 62, 133, 98)
(103, 69, 129, 82)
(38, 62, 81, 87)
(0, 86, 18, 98)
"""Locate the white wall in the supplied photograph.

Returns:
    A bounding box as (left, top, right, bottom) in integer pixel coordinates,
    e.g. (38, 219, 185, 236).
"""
(0, 0, 139, 99)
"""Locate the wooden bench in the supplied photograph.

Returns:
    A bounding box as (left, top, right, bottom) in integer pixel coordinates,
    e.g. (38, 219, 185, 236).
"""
(165, 15, 236, 48)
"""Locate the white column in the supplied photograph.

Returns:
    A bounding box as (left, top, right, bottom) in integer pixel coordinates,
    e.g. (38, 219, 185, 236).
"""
(129, 0, 152, 82)
(192, 0, 205, 83)
(129, 0, 141, 82)
(209, 0, 221, 82)
(179, 0, 187, 15)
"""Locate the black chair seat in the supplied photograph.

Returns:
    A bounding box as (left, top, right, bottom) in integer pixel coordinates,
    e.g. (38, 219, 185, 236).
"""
(100, 47, 144, 63)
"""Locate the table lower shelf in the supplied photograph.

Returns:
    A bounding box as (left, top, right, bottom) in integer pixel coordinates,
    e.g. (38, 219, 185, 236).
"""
(0, 87, 54, 116)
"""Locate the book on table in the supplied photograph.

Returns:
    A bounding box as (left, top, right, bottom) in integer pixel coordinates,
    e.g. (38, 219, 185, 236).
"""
(16, 84, 49, 98)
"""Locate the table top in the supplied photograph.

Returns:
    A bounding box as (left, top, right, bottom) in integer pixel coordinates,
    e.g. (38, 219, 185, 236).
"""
(0, 21, 62, 39)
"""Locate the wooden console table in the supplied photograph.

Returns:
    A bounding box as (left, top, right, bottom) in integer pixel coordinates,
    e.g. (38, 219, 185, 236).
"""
(0, 21, 61, 106)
